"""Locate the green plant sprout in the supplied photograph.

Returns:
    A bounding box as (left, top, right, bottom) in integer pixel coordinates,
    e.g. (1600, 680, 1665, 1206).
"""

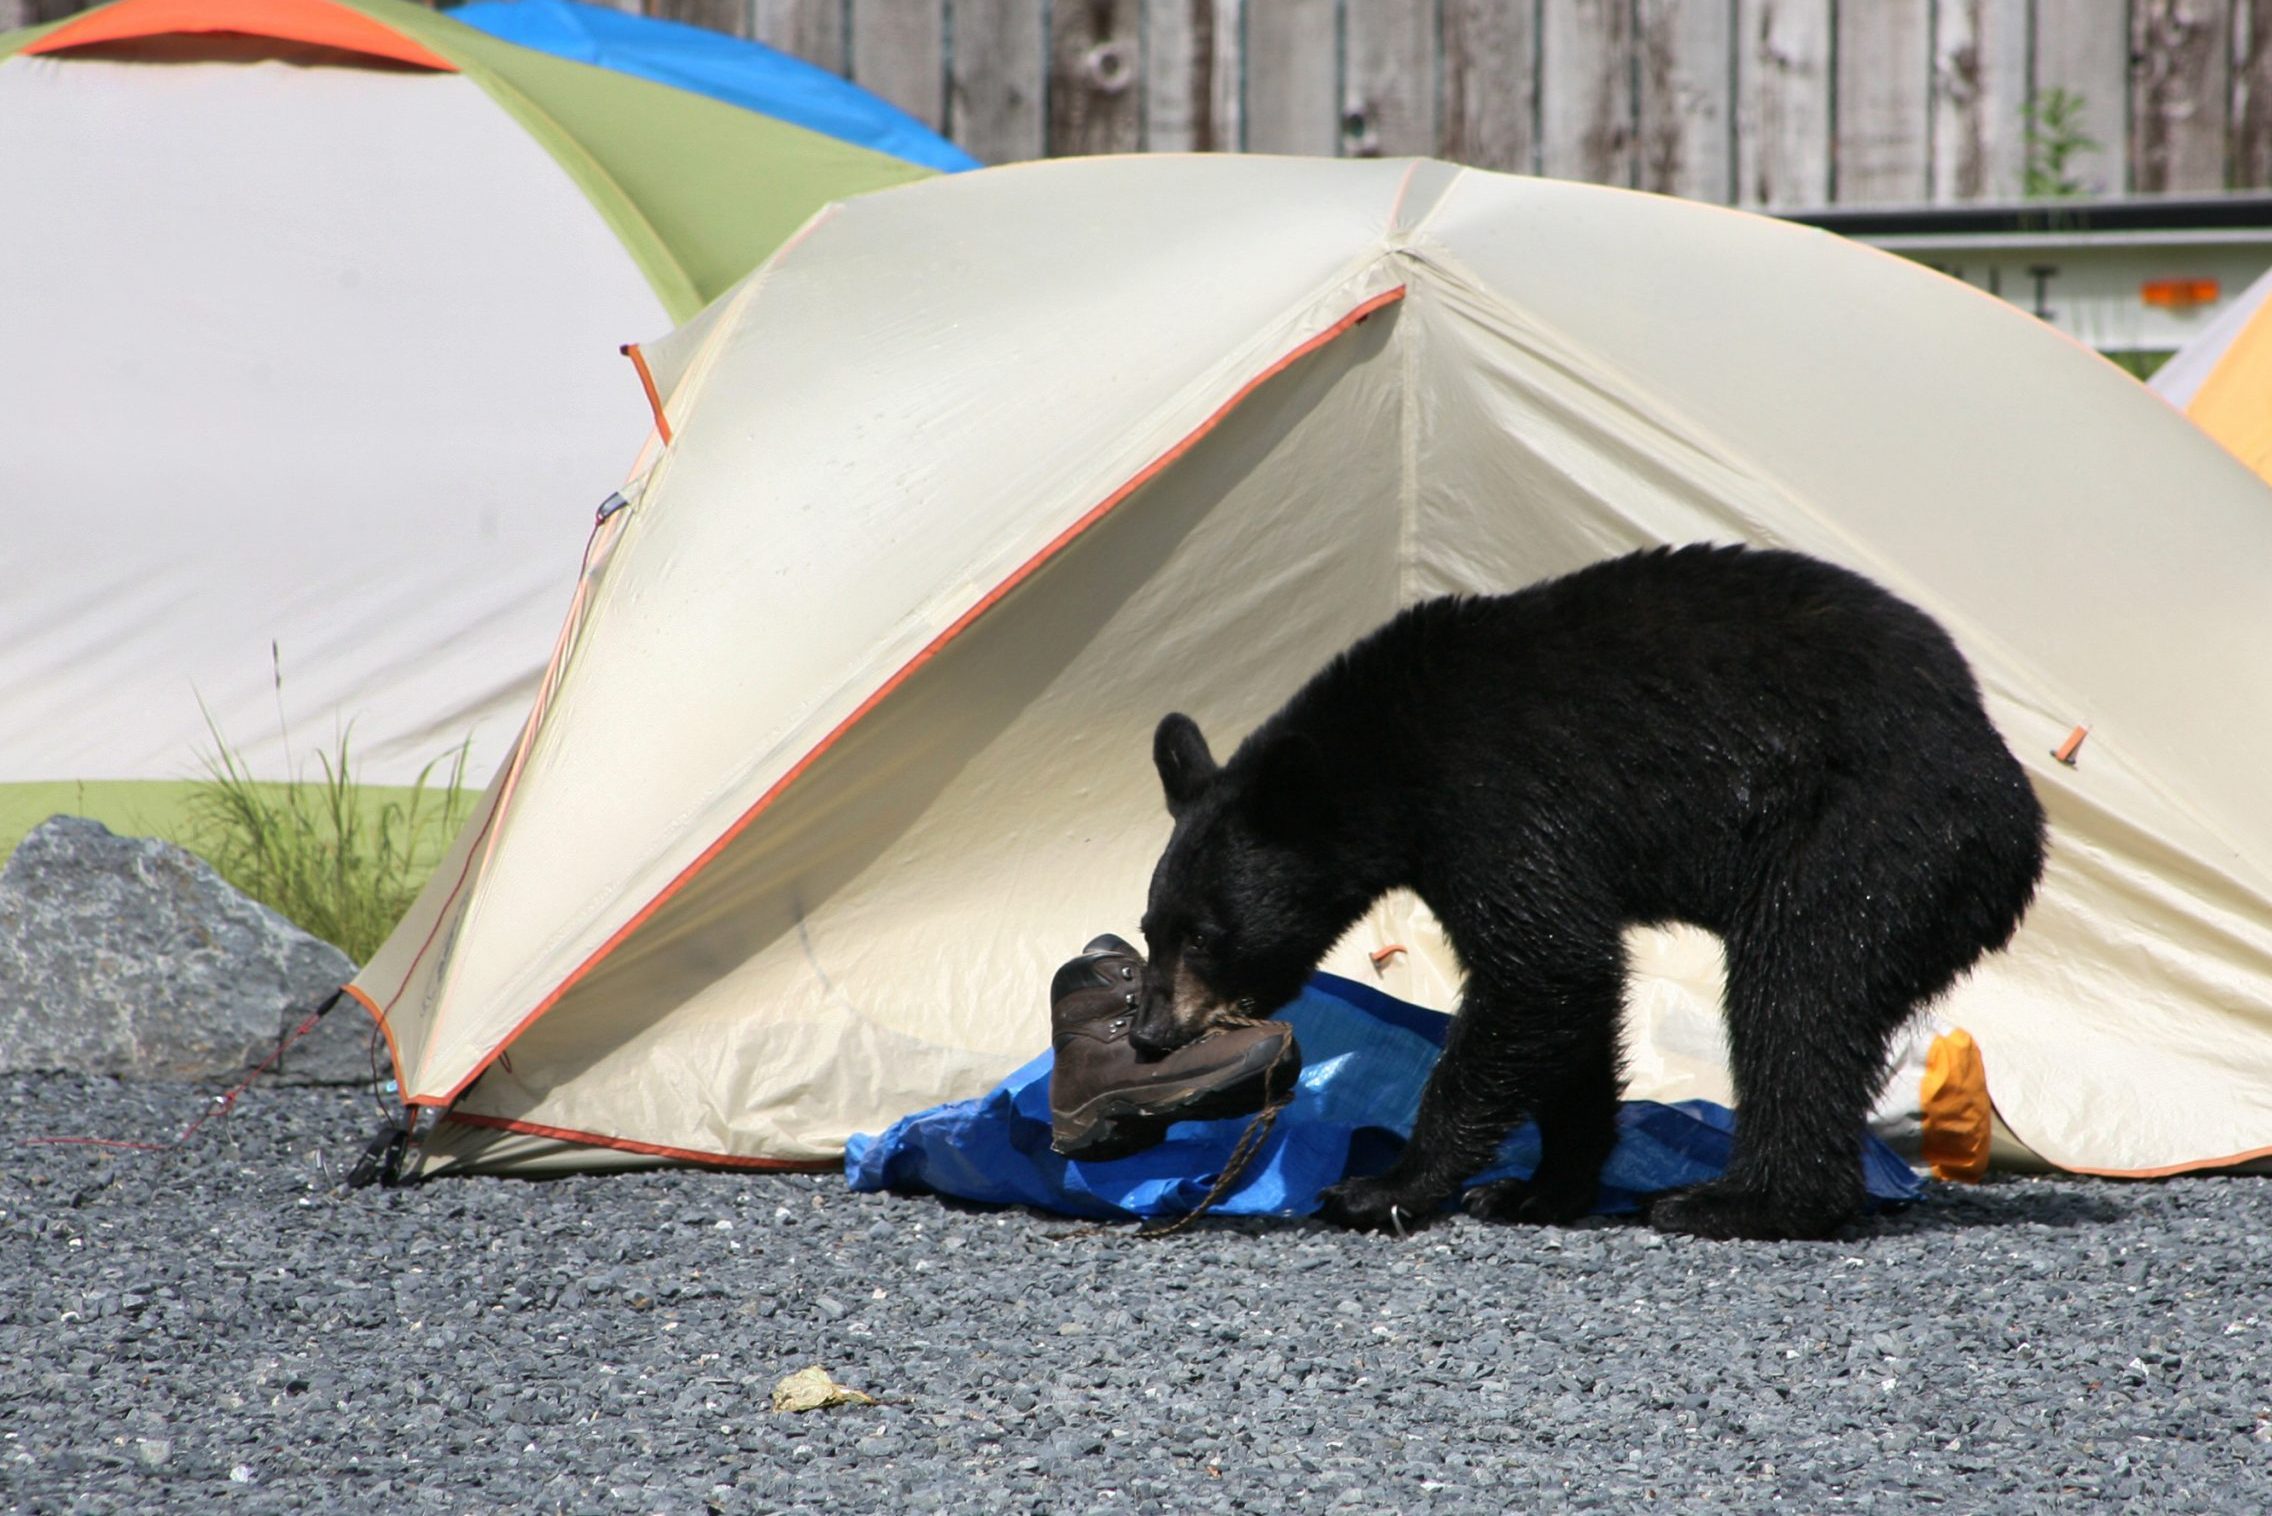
(2024, 87, 2100, 199)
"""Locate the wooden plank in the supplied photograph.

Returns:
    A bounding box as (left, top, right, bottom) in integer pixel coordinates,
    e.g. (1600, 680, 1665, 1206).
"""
(1049, 0, 1144, 155)
(1344, 0, 1437, 158)
(848, 0, 945, 130)
(1210, 0, 1245, 151)
(1833, 0, 1931, 202)
(1441, 0, 1539, 174)
(1735, 0, 1833, 208)
(648, 0, 751, 39)
(2133, 0, 2234, 193)
(751, 0, 847, 72)
(1929, 0, 2030, 202)
(1143, 0, 1204, 150)
(2034, 0, 2131, 195)
(1244, 0, 1339, 156)
(1144, 0, 1241, 150)
(2235, 0, 2272, 187)
(9, 0, 141, 23)
(950, 0, 1045, 163)
(1637, 0, 1733, 200)
(1540, 0, 1635, 187)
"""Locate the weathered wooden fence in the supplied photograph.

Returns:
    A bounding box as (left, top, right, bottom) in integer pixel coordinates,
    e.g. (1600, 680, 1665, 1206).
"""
(12, 0, 2272, 206)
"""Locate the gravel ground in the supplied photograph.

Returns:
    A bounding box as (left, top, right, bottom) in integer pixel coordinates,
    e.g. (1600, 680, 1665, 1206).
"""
(4, 1073, 2269, 1514)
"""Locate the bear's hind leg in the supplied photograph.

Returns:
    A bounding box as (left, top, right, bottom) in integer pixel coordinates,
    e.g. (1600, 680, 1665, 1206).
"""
(1321, 952, 1623, 1235)
(1649, 911, 1910, 1242)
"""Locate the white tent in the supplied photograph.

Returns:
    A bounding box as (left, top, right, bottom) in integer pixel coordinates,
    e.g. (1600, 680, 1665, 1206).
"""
(349, 155, 2272, 1181)
(0, 0, 933, 818)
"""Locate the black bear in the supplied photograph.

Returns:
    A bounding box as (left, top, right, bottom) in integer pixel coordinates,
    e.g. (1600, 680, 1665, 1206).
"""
(1135, 544, 2047, 1240)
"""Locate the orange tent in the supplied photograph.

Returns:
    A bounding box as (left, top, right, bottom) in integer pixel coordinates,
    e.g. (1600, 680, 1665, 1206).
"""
(2150, 264, 2272, 488)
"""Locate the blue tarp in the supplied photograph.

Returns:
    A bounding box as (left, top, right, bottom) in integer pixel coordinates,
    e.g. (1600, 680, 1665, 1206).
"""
(847, 971, 1925, 1221)
(448, 0, 982, 173)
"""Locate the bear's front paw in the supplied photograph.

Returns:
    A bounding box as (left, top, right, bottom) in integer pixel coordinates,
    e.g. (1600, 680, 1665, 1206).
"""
(1316, 1175, 1443, 1236)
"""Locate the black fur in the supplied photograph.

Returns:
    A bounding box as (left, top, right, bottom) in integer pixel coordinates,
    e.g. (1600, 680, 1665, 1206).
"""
(1138, 544, 2047, 1241)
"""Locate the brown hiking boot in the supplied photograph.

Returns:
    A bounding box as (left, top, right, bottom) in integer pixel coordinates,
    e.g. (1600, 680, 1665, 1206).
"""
(1048, 933, 1301, 1160)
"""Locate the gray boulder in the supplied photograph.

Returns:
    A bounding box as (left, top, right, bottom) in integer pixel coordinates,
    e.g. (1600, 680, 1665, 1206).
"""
(0, 816, 375, 1083)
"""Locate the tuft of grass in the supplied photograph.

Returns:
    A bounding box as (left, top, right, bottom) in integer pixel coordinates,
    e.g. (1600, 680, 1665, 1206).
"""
(187, 711, 472, 964)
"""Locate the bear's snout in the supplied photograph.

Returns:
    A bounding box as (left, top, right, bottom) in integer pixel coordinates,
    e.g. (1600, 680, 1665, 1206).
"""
(1127, 990, 1191, 1058)
(1128, 958, 1231, 1056)
(1127, 1023, 1181, 1059)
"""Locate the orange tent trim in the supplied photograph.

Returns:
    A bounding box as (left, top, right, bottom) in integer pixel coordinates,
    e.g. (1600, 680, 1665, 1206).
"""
(440, 1112, 841, 1172)
(25, 0, 459, 71)
(2054, 1142, 2272, 1180)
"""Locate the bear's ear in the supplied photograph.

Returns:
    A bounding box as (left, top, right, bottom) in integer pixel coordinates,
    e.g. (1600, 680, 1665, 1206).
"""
(1154, 712, 1218, 819)
(1242, 730, 1330, 841)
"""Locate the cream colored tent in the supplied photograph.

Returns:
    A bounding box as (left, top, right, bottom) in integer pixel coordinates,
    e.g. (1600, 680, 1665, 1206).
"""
(349, 155, 2272, 1182)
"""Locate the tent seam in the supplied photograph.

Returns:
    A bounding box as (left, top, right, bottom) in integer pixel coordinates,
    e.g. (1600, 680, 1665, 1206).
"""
(408, 514, 634, 1097)
(423, 281, 1410, 1111)
(1395, 256, 1421, 606)
(1384, 162, 1463, 611)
